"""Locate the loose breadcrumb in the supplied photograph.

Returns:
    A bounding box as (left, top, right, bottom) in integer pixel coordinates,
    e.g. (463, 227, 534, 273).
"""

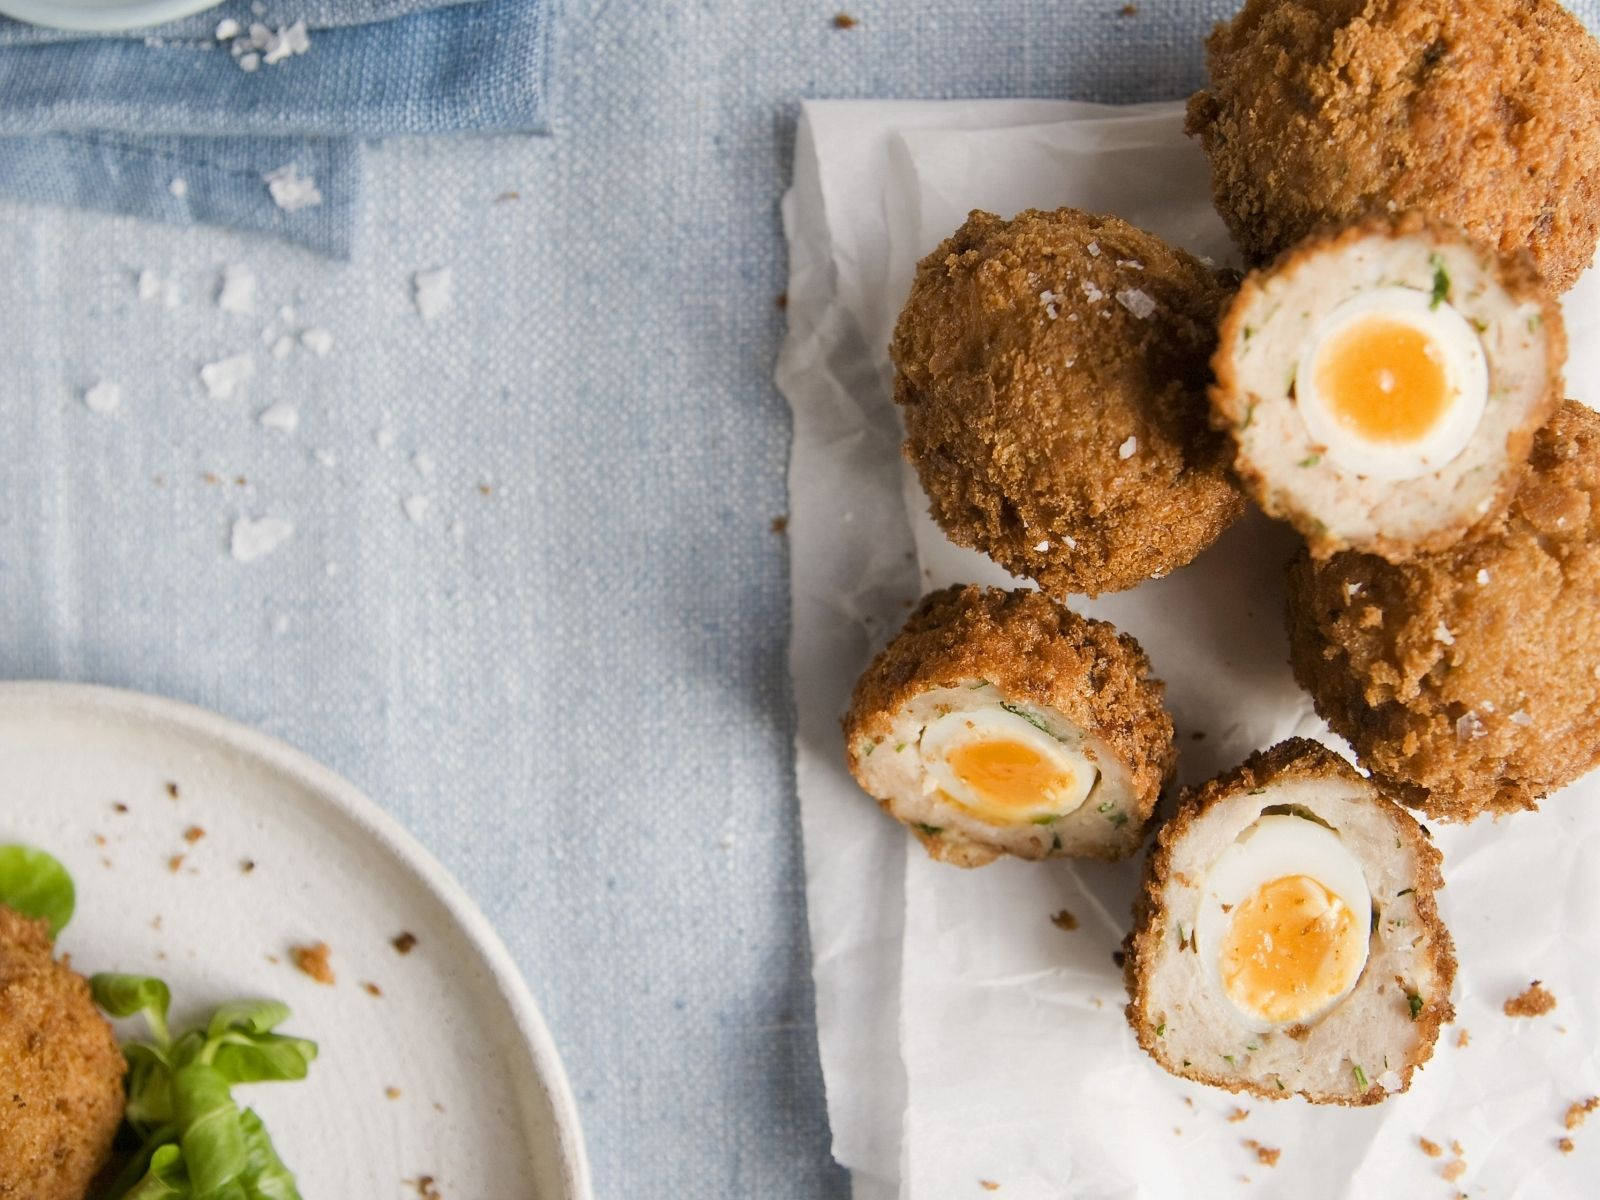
(386, 1085, 402, 1100)
(979, 1183, 999, 1193)
(392, 931, 418, 955)
(1243, 1140, 1280, 1166)
(182, 826, 205, 844)
(1566, 1097, 1600, 1130)
(1419, 1137, 1442, 1158)
(166, 782, 180, 800)
(1456, 1029, 1471, 1048)
(291, 942, 335, 985)
(1441, 1160, 1466, 1182)
(833, 12, 857, 28)
(1050, 910, 1079, 932)
(362, 981, 383, 998)
(1228, 1108, 1249, 1123)
(1505, 981, 1557, 1018)
(167, 854, 185, 873)
(770, 515, 788, 535)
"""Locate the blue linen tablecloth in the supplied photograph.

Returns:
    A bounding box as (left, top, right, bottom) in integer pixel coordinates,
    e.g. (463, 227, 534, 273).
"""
(7, 1, 1597, 1196)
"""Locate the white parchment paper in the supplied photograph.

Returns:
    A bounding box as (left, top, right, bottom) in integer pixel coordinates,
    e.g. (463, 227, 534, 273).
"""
(778, 99, 1600, 1200)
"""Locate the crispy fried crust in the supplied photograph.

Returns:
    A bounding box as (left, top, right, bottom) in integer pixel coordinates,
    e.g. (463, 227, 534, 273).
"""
(844, 585, 1176, 864)
(890, 208, 1245, 598)
(1286, 400, 1600, 820)
(1123, 738, 1456, 1105)
(0, 907, 126, 1200)
(1188, 0, 1600, 293)
(1212, 212, 1565, 561)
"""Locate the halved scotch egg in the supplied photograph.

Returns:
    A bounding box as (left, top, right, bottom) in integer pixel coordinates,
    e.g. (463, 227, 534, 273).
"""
(1212, 214, 1565, 560)
(1125, 739, 1456, 1105)
(844, 585, 1175, 866)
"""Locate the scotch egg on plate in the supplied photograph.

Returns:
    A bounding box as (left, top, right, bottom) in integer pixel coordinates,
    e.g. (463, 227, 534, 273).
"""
(1211, 213, 1564, 560)
(1124, 739, 1456, 1104)
(845, 585, 1175, 866)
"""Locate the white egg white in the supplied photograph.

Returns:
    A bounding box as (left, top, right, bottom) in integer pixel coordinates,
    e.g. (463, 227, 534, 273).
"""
(919, 707, 1098, 826)
(1295, 286, 1488, 482)
(1194, 814, 1372, 1032)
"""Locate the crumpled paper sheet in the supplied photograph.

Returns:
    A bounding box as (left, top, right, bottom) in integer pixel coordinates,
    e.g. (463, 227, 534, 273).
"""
(778, 99, 1600, 1200)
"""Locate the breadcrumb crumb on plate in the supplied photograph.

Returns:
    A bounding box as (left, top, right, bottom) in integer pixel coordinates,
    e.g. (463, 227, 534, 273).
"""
(1503, 981, 1557, 1018)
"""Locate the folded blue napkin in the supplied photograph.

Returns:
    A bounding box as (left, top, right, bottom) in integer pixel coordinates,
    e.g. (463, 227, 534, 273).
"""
(0, 0, 551, 256)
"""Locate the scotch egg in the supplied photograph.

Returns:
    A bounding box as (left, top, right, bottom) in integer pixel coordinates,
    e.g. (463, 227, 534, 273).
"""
(1124, 739, 1456, 1105)
(845, 585, 1175, 866)
(1212, 214, 1564, 560)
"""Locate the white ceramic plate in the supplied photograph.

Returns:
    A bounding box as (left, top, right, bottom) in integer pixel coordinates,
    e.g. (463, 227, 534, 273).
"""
(0, 0, 219, 32)
(0, 682, 591, 1200)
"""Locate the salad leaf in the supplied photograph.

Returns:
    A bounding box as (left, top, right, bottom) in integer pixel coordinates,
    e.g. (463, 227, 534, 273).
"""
(210, 1034, 318, 1085)
(121, 1144, 190, 1200)
(92, 974, 173, 1047)
(238, 1109, 303, 1200)
(207, 1000, 291, 1041)
(173, 1064, 248, 1195)
(0, 843, 75, 936)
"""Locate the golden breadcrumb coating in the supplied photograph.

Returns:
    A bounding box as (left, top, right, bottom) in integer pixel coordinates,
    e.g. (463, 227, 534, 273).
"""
(890, 208, 1244, 598)
(1188, 0, 1600, 293)
(0, 907, 126, 1200)
(1287, 401, 1600, 820)
(1213, 213, 1565, 562)
(844, 585, 1175, 865)
(1124, 738, 1456, 1105)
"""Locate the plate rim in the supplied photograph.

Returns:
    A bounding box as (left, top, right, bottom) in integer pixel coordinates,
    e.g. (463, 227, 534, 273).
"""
(0, 679, 593, 1200)
(0, 0, 220, 32)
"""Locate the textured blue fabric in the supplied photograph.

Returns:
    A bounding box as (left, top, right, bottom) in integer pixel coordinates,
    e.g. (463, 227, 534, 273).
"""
(2, 2, 1597, 1198)
(0, 0, 475, 43)
(0, 0, 550, 256)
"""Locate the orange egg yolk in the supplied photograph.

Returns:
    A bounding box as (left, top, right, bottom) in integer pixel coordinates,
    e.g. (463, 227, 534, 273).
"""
(1218, 874, 1362, 1024)
(1314, 317, 1451, 444)
(944, 739, 1076, 813)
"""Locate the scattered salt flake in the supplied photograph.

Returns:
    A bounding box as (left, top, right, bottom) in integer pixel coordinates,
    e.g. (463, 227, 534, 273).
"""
(1116, 287, 1157, 319)
(1510, 709, 1532, 726)
(215, 17, 240, 39)
(230, 516, 293, 563)
(313, 448, 337, 468)
(199, 353, 255, 401)
(217, 264, 256, 315)
(270, 614, 290, 635)
(238, 52, 261, 72)
(1064, 535, 1078, 550)
(1476, 569, 1491, 585)
(1345, 581, 1364, 599)
(413, 267, 454, 320)
(412, 451, 437, 478)
(1039, 289, 1060, 320)
(375, 427, 396, 451)
(258, 403, 299, 434)
(83, 380, 122, 414)
(1455, 710, 1486, 742)
(137, 270, 162, 302)
(1433, 622, 1455, 646)
(1117, 258, 1145, 270)
(403, 495, 431, 524)
(1033, 539, 1050, 552)
(1086, 241, 1101, 257)
(1081, 279, 1104, 303)
(278, 304, 296, 323)
(263, 163, 322, 212)
(300, 327, 334, 356)
(271, 334, 296, 360)
(1119, 435, 1139, 459)
(168, 177, 188, 198)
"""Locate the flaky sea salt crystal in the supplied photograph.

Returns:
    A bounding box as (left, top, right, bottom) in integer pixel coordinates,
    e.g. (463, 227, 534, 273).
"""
(215, 17, 240, 39)
(199, 354, 254, 401)
(412, 451, 436, 478)
(1456, 711, 1487, 742)
(217, 264, 256, 315)
(1116, 288, 1156, 319)
(300, 327, 333, 356)
(278, 305, 296, 322)
(238, 52, 261, 71)
(313, 448, 337, 468)
(83, 381, 121, 414)
(1039, 290, 1059, 320)
(1033, 539, 1050, 552)
(258, 403, 299, 433)
(230, 515, 293, 562)
(263, 164, 322, 212)
(1476, 569, 1491, 585)
(1081, 279, 1104, 303)
(1510, 709, 1533, 726)
(1086, 241, 1101, 257)
(1117, 259, 1145, 270)
(1433, 622, 1455, 646)
(413, 267, 454, 320)
(137, 270, 162, 303)
(271, 335, 296, 360)
(1064, 535, 1077, 550)
(403, 495, 431, 524)
(1119, 436, 1138, 459)
(168, 177, 188, 198)
(375, 428, 396, 451)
